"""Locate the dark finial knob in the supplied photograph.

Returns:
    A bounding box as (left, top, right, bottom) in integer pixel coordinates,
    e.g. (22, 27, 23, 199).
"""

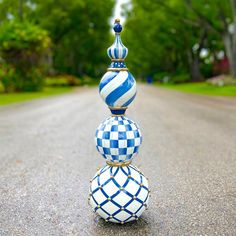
(113, 18, 122, 33)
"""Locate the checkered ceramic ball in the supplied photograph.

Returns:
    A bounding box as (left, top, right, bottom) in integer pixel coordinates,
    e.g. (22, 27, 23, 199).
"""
(89, 165, 150, 224)
(95, 116, 142, 163)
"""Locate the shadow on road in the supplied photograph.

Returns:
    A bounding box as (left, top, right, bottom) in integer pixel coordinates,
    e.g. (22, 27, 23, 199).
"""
(93, 215, 151, 235)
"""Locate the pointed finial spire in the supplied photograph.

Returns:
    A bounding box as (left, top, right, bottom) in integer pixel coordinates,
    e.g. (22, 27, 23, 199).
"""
(107, 19, 128, 71)
(99, 18, 136, 114)
(113, 18, 122, 33)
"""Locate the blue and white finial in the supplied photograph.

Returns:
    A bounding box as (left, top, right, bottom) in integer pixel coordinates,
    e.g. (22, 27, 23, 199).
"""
(99, 19, 136, 115)
(113, 18, 122, 33)
(90, 18, 150, 224)
(107, 19, 128, 63)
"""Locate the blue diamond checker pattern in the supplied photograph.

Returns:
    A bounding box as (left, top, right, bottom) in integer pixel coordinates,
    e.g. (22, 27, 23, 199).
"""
(95, 116, 142, 163)
(89, 165, 149, 223)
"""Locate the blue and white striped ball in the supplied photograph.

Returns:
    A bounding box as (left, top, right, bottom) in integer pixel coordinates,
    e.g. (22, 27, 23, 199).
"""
(99, 71, 136, 107)
(95, 116, 142, 163)
(89, 164, 150, 224)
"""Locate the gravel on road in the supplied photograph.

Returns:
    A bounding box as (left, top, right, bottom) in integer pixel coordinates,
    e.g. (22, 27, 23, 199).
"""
(0, 85, 236, 236)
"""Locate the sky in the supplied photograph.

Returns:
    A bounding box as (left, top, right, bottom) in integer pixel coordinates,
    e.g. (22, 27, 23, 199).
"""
(110, 0, 131, 25)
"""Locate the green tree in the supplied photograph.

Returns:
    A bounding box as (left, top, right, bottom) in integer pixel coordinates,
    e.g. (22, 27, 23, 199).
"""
(123, 0, 234, 80)
(37, 0, 114, 77)
(183, 0, 236, 77)
(0, 0, 115, 78)
(123, 0, 200, 80)
(0, 0, 36, 22)
(0, 21, 51, 92)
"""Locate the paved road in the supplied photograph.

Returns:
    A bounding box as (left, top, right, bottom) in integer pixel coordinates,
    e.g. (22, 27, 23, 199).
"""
(0, 85, 236, 236)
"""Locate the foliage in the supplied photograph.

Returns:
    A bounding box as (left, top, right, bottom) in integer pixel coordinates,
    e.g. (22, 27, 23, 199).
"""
(0, 21, 51, 92)
(0, 81, 4, 93)
(0, 64, 16, 92)
(0, 87, 73, 106)
(45, 75, 82, 87)
(206, 75, 236, 86)
(153, 72, 170, 83)
(0, 0, 115, 79)
(38, 0, 114, 78)
(123, 0, 234, 81)
(0, 21, 50, 53)
(153, 71, 190, 84)
(168, 74, 191, 84)
(158, 82, 236, 96)
(81, 75, 99, 86)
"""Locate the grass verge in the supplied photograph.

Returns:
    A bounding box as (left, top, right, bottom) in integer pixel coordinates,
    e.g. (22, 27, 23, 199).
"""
(157, 82, 236, 97)
(0, 87, 73, 106)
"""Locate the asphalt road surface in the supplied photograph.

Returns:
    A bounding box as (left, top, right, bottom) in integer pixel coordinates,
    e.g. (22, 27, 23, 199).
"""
(0, 85, 236, 236)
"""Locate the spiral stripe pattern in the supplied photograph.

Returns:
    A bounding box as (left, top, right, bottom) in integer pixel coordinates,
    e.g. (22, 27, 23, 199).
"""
(99, 71, 136, 107)
(107, 35, 128, 60)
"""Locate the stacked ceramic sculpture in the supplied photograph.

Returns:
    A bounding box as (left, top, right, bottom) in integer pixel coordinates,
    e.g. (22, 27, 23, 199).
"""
(89, 19, 150, 224)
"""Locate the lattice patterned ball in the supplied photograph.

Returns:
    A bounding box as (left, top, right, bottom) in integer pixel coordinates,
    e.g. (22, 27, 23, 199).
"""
(89, 165, 150, 224)
(95, 116, 142, 163)
(99, 71, 136, 108)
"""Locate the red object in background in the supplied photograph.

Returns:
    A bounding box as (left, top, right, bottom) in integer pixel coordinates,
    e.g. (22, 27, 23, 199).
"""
(213, 56, 229, 75)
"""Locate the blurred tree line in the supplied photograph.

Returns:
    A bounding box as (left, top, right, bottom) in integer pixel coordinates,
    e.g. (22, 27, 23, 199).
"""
(0, 0, 114, 92)
(1, 0, 236, 92)
(123, 0, 236, 82)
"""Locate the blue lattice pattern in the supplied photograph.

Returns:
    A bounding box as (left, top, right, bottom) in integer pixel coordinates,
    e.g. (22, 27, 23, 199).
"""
(89, 165, 150, 223)
(95, 116, 142, 163)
